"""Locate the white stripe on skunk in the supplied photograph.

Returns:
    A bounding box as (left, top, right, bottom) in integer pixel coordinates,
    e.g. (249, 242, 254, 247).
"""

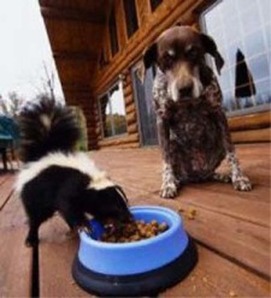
(15, 151, 114, 193)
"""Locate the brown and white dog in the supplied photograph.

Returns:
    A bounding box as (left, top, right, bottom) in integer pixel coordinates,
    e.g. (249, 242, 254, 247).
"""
(142, 25, 252, 198)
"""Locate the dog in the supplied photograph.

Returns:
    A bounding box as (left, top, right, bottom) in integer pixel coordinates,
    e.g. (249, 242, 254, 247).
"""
(15, 98, 132, 246)
(142, 25, 252, 198)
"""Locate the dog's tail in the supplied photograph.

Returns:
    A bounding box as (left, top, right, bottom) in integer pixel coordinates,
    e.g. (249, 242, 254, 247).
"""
(18, 97, 80, 162)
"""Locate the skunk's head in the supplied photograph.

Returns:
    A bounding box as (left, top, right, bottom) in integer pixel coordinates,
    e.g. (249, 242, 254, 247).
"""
(83, 185, 132, 224)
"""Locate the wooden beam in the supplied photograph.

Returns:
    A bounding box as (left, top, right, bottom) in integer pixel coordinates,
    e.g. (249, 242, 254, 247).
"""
(53, 50, 97, 61)
(61, 83, 92, 93)
(40, 6, 106, 24)
(229, 111, 271, 132)
(231, 127, 271, 143)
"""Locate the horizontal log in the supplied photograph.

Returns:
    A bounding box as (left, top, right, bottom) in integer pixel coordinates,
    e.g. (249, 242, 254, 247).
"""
(123, 84, 133, 97)
(126, 110, 138, 126)
(124, 93, 135, 107)
(231, 128, 271, 143)
(229, 111, 271, 132)
(127, 123, 138, 134)
(94, 0, 201, 92)
(125, 101, 136, 115)
(101, 142, 140, 149)
(98, 133, 139, 147)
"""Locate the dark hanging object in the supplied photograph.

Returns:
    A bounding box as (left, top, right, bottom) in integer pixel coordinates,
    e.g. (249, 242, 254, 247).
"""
(235, 49, 256, 98)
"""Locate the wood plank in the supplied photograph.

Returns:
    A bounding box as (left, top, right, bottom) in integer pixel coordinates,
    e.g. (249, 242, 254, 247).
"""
(0, 228, 32, 297)
(0, 187, 32, 298)
(39, 216, 93, 297)
(163, 245, 270, 297)
(94, 0, 202, 93)
(178, 203, 270, 278)
(0, 174, 15, 210)
(37, 204, 269, 298)
(231, 127, 271, 143)
(0, 191, 28, 230)
(229, 111, 271, 131)
(40, 6, 106, 24)
(53, 50, 97, 61)
(98, 133, 139, 148)
(90, 144, 271, 278)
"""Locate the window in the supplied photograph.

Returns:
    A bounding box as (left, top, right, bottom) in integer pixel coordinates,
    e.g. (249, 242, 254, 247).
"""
(150, 0, 163, 12)
(123, 0, 139, 38)
(131, 64, 158, 146)
(201, 0, 270, 116)
(99, 81, 127, 138)
(109, 7, 119, 56)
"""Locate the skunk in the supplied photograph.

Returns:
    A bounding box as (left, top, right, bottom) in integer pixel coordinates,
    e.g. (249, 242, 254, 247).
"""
(16, 98, 131, 247)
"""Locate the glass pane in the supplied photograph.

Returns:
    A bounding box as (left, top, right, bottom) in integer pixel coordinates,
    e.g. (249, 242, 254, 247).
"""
(248, 54, 269, 81)
(109, 7, 119, 56)
(100, 95, 113, 138)
(109, 81, 127, 135)
(202, 0, 271, 116)
(123, 0, 138, 38)
(244, 30, 265, 58)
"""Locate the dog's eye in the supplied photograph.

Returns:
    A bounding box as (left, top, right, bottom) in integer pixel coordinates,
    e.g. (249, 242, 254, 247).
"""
(162, 52, 175, 69)
(186, 47, 199, 60)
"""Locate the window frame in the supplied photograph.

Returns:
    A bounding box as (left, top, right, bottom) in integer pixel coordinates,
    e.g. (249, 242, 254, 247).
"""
(108, 6, 119, 57)
(199, 0, 271, 117)
(98, 80, 127, 139)
(149, 0, 163, 12)
(123, 0, 139, 39)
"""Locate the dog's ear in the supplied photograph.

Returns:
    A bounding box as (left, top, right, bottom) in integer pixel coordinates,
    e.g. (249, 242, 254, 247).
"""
(200, 33, 224, 75)
(143, 43, 157, 69)
(137, 43, 157, 83)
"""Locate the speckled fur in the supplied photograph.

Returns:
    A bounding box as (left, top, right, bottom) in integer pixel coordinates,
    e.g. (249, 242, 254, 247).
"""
(153, 67, 252, 198)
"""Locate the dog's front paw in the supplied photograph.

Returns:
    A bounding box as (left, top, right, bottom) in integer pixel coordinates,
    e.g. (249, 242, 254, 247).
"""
(232, 176, 252, 191)
(160, 182, 178, 198)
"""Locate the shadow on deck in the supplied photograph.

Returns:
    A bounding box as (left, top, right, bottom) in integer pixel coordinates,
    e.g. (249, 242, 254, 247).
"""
(0, 143, 270, 297)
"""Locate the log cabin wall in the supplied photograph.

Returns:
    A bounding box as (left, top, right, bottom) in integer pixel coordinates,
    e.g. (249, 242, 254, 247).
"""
(39, 0, 271, 150)
(94, 0, 210, 149)
(93, 0, 270, 149)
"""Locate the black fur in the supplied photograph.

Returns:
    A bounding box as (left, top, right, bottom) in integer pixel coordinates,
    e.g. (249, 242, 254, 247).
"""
(18, 97, 80, 162)
(17, 98, 131, 247)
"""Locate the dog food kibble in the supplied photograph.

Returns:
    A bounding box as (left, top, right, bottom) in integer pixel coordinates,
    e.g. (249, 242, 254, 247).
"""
(100, 220, 169, 243)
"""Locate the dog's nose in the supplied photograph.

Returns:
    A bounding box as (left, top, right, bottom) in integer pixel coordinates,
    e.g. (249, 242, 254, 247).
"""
(178, 86, 193, 98)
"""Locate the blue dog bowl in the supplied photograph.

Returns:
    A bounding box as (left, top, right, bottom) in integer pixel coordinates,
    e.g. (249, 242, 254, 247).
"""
(72, 206, 198, 296)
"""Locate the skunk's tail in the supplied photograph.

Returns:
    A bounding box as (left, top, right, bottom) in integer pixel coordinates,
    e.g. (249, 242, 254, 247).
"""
(18, 97, 80, 162)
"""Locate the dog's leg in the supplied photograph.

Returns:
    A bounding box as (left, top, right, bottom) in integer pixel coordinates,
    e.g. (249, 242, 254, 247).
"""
(157, 117, 178, 198)
(212, 172, 231, 183)
(226, 151, 252, 191)
(217, 111, 252, 191)
(161, 161, 178, 198)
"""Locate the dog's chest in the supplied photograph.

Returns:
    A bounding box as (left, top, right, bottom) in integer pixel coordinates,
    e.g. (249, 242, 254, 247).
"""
(167, 100, 222, 146)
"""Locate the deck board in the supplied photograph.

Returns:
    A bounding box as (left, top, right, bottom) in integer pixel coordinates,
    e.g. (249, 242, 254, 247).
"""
(0, 228, 32, 297)
(0, 174, 15, 210)
(163, 246, 270, 297)
(0, 143, 270, 297)
(39, 217, 93, 297)
(90, 144, 271, 278)
(0, 186, 32, 298)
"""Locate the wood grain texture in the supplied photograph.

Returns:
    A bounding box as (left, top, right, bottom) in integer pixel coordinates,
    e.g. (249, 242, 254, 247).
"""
(0, 143, 270, 296)
(0, 228, 32, 298)
(0, 185, 31, 298)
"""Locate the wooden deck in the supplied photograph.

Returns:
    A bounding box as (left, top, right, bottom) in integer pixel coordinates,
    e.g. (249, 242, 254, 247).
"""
(0, 143, 270, 297)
